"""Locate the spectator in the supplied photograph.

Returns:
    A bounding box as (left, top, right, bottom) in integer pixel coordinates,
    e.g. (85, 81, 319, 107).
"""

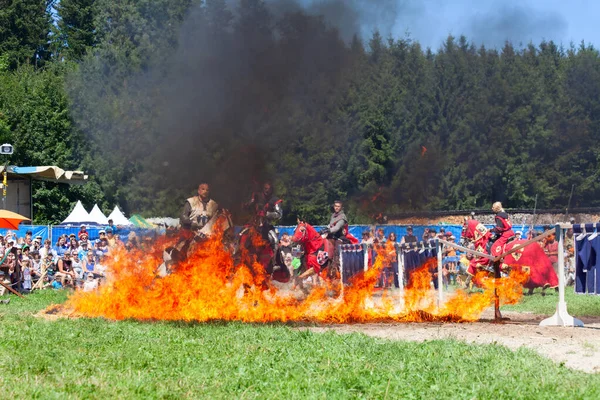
(41, 251, 56, 276)
(82, 273, 98, 292)
(105, 219, 117, 235)
(437, 228, 446, 239)
(68, 236, 79, 253)
(443, 232, 458, 287)
(71, 251, 84, 283)
(30, 251, 42, 283)
(55, 253, 76, 287)
(32, 235, 42, 252)
(40, 239, 57, 262)
(78, 224, 88, 240)
(21, 245, 31, 262)
(127, 231, 140, 250)
(78, 240, 90, 260)
(5, 249, 21, 293)
(361, 230, 373, 245)
(544, 232, 559, 276)
(105, 228, 117, 249)
(386, 232, 399, 288)
(25, 230, 33, 246)
(54, 236, 68, 257)
(98, 229, 107, 242)
(515, 230, 523, 240)
(83, 252, 98, 276)
(374, 228, 386, 244)
(279, 233, 293, 256)
(5, 237, 15, 255)
(401, 226, 418, 244)
(31, 251, 42, 273)
(21, 258, 32, 293)
(93, 240, 105, 261)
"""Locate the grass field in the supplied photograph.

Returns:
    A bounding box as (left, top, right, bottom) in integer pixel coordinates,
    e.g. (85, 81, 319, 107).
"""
(1, 291, 600, 399)
(503, 287, 600, 316)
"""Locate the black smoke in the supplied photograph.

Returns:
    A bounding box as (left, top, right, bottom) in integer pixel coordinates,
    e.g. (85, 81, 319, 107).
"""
(117, 0, 399, 218)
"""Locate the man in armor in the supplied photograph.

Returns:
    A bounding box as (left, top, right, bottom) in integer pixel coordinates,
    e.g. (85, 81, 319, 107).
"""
(321, 201, 347, 240)
(490, 201, 515, 257)
(158, 183, 221, 277)
(180, 183, 220, 236)
(246, 182, 282, 251)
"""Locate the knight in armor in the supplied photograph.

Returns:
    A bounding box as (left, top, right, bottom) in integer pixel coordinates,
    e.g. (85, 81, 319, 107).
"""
(180, 183, 220, 235)
(321, 201, 349, 242)
(245, 182, 282, 250)
(490, 201, 515, 257)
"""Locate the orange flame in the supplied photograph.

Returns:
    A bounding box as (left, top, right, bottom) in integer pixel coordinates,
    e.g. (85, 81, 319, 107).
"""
(64, 231, 527, 324)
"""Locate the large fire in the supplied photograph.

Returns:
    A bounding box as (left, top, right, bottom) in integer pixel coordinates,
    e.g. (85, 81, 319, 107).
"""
(63, 231, 528, 323)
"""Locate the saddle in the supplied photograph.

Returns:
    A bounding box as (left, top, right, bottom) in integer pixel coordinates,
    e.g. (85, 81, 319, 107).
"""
(486, 235, 518, 256)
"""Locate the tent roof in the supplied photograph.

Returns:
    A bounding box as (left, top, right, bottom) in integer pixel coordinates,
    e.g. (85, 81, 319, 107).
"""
(88, 204, 109, 225)
(62, 201, 94, 224)
(1, 165, 88, 185)
(108, 206, 132, 226)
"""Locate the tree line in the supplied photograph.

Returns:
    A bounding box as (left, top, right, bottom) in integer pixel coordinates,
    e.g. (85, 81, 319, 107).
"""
(1, 0, 599, 225)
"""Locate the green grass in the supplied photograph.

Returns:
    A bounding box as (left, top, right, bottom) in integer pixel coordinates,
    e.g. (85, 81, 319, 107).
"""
(502, 287, 600, 316)
(1, 291, 600, 399)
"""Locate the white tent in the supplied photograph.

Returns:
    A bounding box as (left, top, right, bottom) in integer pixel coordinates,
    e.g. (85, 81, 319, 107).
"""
(88, 204, 109, 225)
(62, 200, 93, 224)
(108, 205, 132, 226)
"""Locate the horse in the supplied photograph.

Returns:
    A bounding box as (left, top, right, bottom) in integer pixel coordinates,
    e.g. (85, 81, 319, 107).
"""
(157, 209, 235, 277)
(290, 220, 339, 288)
(235, 216, 291, 284)
(461, 218, 558, 291)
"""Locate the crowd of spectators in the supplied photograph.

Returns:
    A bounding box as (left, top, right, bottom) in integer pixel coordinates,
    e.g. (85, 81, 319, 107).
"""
(0, 223, 134, 300)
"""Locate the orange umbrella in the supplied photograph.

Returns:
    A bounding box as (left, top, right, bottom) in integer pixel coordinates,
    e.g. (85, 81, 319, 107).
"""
(0, 209, 31, 229)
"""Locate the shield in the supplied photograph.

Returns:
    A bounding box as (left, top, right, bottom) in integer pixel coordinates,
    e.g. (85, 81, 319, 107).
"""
(316, 250, 329, 266)
(0, 209, 30, 229)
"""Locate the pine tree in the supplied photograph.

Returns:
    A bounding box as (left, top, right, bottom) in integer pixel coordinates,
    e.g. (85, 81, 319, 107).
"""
(55, 0, 97, 61)
(0, 0, 52, 70)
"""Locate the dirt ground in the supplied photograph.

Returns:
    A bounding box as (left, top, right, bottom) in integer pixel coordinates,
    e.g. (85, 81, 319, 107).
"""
(303, 309, 600, 373)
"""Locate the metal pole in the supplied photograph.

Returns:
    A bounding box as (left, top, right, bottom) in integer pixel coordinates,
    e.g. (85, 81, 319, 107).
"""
(437, 240, 443, 306)
(339, 245, 344, 300)
(363, 244, 368, 272)
(397, 244, 404, 292)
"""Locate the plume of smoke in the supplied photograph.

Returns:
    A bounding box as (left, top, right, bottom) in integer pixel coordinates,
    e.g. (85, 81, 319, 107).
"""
(71, 0, 397, 217)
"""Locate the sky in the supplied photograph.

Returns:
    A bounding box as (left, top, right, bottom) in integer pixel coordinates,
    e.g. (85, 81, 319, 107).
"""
(303, 0, 598, 50)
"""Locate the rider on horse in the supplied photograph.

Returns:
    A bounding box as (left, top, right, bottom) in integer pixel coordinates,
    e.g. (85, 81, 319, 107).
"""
(490, 201, 515, 257)
(158, 183, 224, 277)
(181, 183, 220, 235)
(245, 182, 282, 251)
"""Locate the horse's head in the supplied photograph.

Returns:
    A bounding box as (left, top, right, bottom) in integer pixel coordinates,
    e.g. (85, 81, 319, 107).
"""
(462, 218, 489, 243)
(292, 219, 318, 244)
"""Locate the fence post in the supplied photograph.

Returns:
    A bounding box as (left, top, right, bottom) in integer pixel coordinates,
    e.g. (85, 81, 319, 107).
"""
(437, 240, 443, 306)
(338, 244, 344, 300)
(397, 244, 404, 292)
(540, 224, 584, 327)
